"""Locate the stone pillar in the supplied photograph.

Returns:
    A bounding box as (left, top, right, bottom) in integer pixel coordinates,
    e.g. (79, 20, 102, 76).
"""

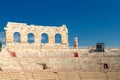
(20, 32, 27, 43)
(61, 33, 68, 48)
(6, 31, 13, 43)
(62, 34, 68, 44)
(48, 34, 54, 44)
(74, 37, 78, 49)
(35, 33, 40, 43)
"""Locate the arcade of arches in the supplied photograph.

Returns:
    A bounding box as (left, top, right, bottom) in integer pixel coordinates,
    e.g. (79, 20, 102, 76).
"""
(4, 22, 68, 49)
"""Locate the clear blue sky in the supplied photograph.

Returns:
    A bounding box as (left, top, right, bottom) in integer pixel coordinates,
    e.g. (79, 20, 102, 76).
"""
(0, 0, 120, 46)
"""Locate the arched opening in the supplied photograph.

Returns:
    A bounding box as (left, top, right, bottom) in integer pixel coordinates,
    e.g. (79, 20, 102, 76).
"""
(41, 33, 48, 43)
(13, 32, 21, 43)
(27, 33, 34, 43)
(103, 63, 109, 69)
(55, 34, 62, 43)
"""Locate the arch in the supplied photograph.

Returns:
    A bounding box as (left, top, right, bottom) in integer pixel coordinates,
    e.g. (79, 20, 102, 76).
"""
(27, 33, 34, 43)
(41, 33, 48, 43)
(55, 33, 62, 43)
(13, 32, 21, 42)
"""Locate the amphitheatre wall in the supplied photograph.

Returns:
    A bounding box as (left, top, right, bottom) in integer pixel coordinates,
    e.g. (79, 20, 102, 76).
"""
(4, 22, 68, 49)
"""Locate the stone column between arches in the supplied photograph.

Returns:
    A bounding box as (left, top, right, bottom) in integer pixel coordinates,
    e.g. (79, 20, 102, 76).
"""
(20, 32, 27, 43)
(61, 33, 68, 44)
(6, 31, 13, 43)
(48, 34, 54, 44)
(35, 33, 41, 43)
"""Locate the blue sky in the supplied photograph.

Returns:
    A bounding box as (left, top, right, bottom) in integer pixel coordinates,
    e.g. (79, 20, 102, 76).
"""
(0, 0, 120, 46)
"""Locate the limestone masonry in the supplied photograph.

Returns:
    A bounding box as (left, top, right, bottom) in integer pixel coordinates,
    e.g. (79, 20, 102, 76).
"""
(4, 22, 68, 49)
(1, 22, 120, 80)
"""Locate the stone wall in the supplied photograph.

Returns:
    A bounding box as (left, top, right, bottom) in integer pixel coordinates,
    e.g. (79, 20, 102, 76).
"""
(4, 22, 68, 49)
